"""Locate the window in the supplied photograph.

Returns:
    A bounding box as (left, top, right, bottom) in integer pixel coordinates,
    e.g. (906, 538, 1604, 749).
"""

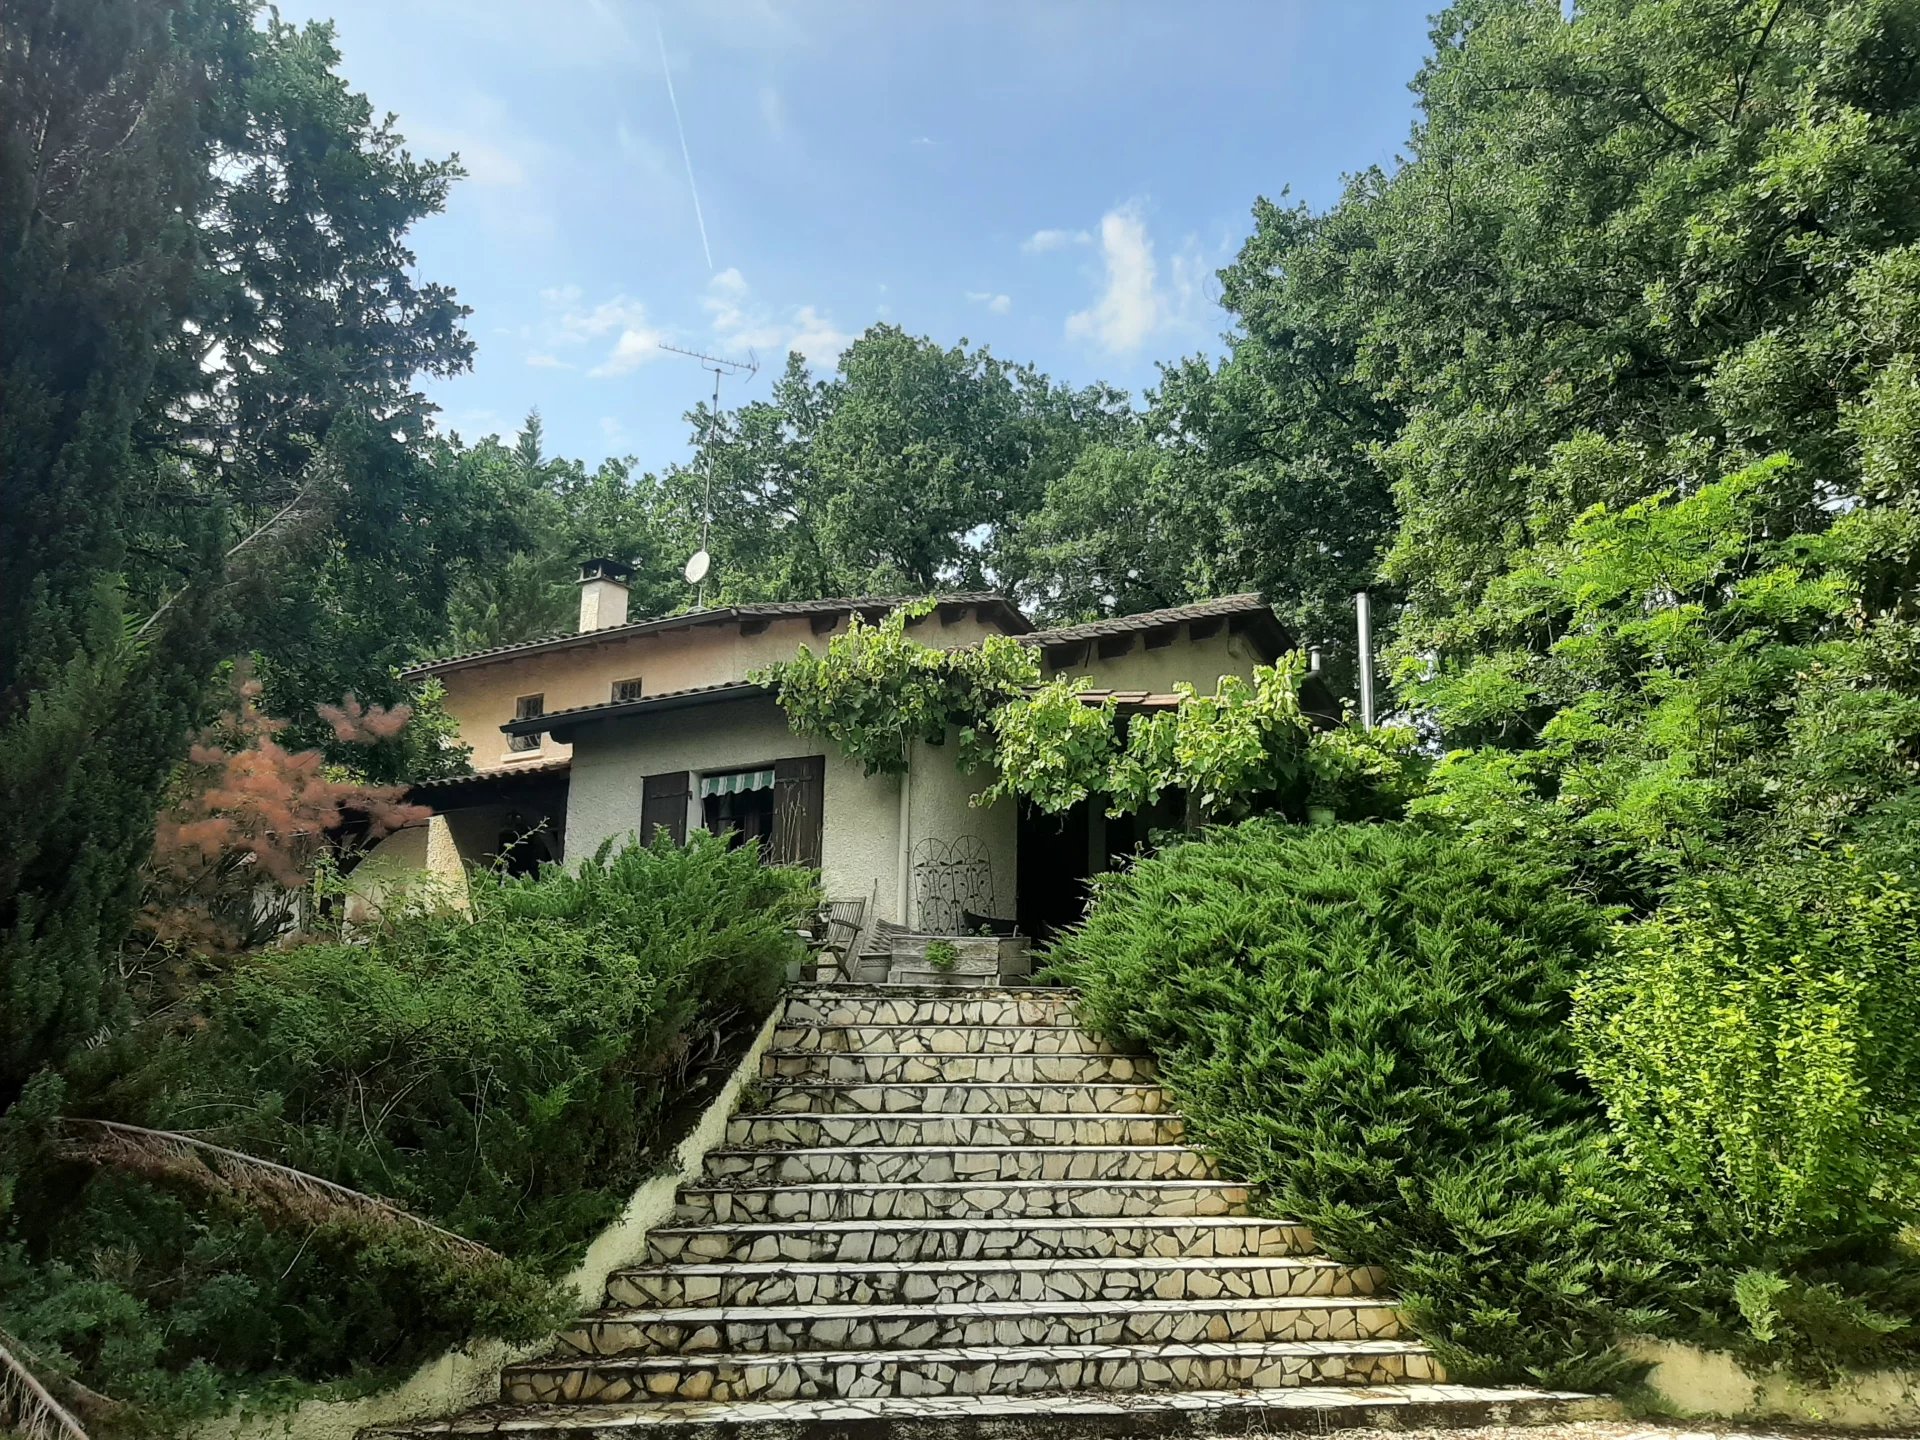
(700, 767, 777, 854)
(509, 693, 543, 752)
(612, 677, 644, 703)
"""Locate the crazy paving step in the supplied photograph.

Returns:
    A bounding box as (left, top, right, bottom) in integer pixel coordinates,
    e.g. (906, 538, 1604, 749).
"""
(605, 1254, 1383, 1308)
(761, 1050, 1154, 1084)
(758, 1080, 1170, 1115)
(780, 987, 1076, 1029)
(769, 1023, 1123, 1056)
(641, 1215, 1318, 1265)
(675, 1179, 1249, 1223)
(501, 1338, 1442, 1405)
(702, 1144, 1216, 1185)
(556, 1296, 1406, 1356)
(885, 967, 1008, 989)
(726, 1110, 1187, 1149)
(365, 1385, 1616, 1438)
(355, 982, 1622, 1438)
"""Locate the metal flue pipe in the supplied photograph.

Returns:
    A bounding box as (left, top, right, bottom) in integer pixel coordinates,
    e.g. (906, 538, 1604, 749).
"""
(1354, 589, 1376, 731)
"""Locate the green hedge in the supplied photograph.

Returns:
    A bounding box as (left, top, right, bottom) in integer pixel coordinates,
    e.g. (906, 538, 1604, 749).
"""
(1, 833, 815, 1432)
(1577, 857, 1920, 1372)
(1046, 820, 1676, 1387)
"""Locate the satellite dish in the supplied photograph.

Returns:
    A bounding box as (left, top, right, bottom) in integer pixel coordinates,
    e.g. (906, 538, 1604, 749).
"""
(683, 549, 711, 585)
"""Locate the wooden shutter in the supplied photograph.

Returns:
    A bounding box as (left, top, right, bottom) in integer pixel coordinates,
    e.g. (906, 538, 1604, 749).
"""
(640, 771, 690, 846)
(769, 755, 826, 868)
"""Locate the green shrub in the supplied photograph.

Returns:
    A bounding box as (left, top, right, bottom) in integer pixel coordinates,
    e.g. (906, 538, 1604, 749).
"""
(156, 831, 814, 1259)
(1575, 858, 1920, 1370)
(982, 661, 1428, 825)
(1046, 820, 1675, 1386)
(3, 833, 815, 1432)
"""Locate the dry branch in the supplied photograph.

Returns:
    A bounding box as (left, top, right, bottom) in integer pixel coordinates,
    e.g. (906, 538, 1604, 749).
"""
(55, 1118, 500, 1263)
(0, 1332, 89, 1440)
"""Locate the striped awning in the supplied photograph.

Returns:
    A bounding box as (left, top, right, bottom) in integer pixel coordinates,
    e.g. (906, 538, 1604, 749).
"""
(700, 767, 775, 798)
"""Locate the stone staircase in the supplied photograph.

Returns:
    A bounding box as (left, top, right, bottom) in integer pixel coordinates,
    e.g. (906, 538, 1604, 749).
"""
(370, 984, 1607, 1438)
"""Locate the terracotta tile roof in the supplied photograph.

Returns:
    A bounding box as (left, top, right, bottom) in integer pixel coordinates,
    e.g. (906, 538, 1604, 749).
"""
(1072, 689, 1186, 710)
(500, 680, 768, 738)
(401, 593, 1030, 679)
(407, 756, 572, 792)
(1019, 593, 1276, 648)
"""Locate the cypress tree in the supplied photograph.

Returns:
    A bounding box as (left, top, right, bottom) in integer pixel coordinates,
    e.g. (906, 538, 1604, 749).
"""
(0, 0, 239, 1101)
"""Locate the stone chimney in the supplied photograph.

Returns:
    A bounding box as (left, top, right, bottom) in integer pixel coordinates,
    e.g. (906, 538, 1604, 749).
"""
(577, 557, 634, 632)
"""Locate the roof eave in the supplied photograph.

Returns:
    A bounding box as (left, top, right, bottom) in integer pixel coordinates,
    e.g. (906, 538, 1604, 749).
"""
(501, 681, 769, 743)
(402, 593, 1031, 680)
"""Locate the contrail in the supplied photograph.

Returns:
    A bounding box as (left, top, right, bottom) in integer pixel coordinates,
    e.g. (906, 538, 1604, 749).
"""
(656, 21, 714, 272)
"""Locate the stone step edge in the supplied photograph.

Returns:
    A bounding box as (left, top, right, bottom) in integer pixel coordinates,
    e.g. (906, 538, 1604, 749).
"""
(725, 1113, 1167, 1128)
(681, 1179, 1244, 1196)
(771, 1022, 1098, 1036)
(649, 1215, 1306, 1235)
(787, 984, 1072, 999)
(754, 1079, 1160, 1093)
(508, 1337, 1434, 1378)
(612, 1255, 1359, 1280)
(575, 1296, 1402, 1326)
(707, 1144, 1201, 1161)
(762, 1049, 1141, 1063)
(730, 1115, 1183, 1135)
(760, 1029, 1098, 1052)
(364, 1386, 1617, 1438)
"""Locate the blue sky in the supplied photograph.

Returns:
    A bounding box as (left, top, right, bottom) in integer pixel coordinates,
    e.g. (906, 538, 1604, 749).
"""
(282, 1, 1435, 470)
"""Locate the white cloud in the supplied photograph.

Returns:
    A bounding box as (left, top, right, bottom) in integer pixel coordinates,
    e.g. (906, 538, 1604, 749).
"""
(704, 270, 851, 364)
(533, 287, 671, 377)
(966, 290, 1013, 315)
(704, 267, 753, 334)
(600, 415, 629, 447)
(760, 85, 788, 141)
(559, 295, 656, 345)
(1022, 227, 1092, 254)
(590, 324, 671, 377)
(1066, 203, 1163, 354)
(1169, 240, 1211, 323)
(788, 305, 853, 363)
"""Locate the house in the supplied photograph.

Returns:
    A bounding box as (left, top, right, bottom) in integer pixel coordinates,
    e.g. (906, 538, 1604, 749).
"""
(358, 559, 1326, 939)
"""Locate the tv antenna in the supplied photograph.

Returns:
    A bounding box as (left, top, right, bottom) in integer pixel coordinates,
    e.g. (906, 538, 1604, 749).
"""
(660, 342, 757, 608)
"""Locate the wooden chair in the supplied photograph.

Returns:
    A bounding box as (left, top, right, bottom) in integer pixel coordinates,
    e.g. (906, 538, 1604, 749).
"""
(819, 894, 868, 955)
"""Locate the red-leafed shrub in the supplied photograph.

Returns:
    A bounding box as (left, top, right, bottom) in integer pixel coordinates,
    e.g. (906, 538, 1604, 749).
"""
(137, 671, 429, 961)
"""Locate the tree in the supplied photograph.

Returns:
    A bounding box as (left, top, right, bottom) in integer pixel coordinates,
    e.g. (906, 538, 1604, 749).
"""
(2, 0, 481, 1099)
(994, 441, 1213, 622)
(445, 413, 678, 653)
(661, 329, 1130, 602)
(1338, 0, 1920, 626)
(1004, 200, 1403, 670)
(136, 13, 500, 754)
(136, 672, 429, 964)
(0, 0, 244, 1104)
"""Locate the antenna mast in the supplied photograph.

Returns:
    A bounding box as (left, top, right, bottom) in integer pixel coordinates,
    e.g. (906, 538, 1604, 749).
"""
(659, 342, 757, 608)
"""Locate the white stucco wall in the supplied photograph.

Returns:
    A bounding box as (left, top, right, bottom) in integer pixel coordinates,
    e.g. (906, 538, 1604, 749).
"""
(563, 695, 910, 923)
(1046, 630, 1264, 695)
(431, 609, 1010, 774)
(341, 824, 432, 927)
(905, 737, 1017, 928)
